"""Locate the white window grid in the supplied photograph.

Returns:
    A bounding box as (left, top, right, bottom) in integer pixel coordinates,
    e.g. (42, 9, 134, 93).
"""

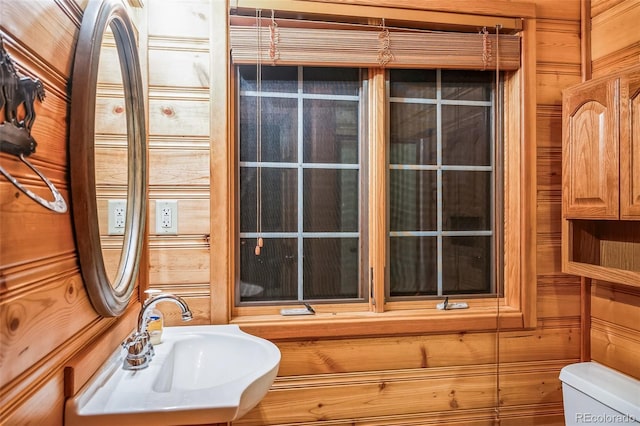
(388, 69, 497, 297)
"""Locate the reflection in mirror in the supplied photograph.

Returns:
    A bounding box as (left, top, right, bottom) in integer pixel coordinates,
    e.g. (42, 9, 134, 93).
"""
(70, 0, 146, 317)
(95, 23, 127, 284)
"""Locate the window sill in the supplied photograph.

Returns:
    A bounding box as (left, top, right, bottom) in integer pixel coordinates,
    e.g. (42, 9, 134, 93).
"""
(230, 305, 525, 340)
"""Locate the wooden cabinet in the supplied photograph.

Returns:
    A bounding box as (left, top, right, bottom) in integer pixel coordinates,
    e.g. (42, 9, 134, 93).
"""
(620, 71, 640, 218)
(563, 77, 619, 219)
(562, 64, 640, 287)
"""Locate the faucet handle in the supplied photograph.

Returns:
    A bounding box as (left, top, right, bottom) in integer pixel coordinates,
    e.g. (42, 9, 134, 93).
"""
(139, 331, 155, 358)
(122, 332, 144, 354)
(121, 331, 153, 370)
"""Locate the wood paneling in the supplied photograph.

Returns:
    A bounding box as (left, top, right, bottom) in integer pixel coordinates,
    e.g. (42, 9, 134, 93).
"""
(533, 0, 580, 21)
(145, 0, 213, 329)
(591, 0, 640, 63)
(536, 106, 563, 243)
(536, 233, 562, 275)
(274, 324, 579, 378)
(149, 244, 210, 284)
(588, 0, 640, 382)
(537, 277, 581, 319)
(148, 148, 210, 186)
(590, 282, 640, 379)
(234, 0, 524, 31)
(290, 0, 538, 19)
(147, 0, 211, 39)
(536, 20, 581, 66)
(536, 69, 582, 106)
(149, 99, 211, 136)
(1, 372, 65, 426)
(591, 317, 640, 378)
(592, 0, 627, 18)
(0, 0, 80, 77)
(0, 189, 74, 265)
(592, 44, 640, 77)
(148, 48, 210, 88)
(236, 362, 566, 425)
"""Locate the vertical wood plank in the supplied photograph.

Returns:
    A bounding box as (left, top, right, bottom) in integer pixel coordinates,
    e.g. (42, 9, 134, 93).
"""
(581, 277, 591, 361)
(368, 68, 386, 312)
(210, 0, 230, 323)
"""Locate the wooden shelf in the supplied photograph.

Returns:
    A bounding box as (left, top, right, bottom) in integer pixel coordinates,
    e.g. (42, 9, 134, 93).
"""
(563, 219, 640, 288)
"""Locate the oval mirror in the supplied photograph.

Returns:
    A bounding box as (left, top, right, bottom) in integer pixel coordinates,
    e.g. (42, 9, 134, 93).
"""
(95, 23, 127, 285)
(70, 0, 146, 317)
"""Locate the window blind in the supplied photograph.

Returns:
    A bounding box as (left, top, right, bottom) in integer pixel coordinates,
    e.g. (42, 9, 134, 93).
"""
(229, 17, 521, 70)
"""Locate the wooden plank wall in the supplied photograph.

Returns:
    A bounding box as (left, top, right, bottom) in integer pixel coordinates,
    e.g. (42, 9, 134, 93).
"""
(0, 0, 144, 425)
(591, 0, 640, 77)
(146, 0, 213, 325)
(0, 0, 592, 424)
(589, 0, 640, 380)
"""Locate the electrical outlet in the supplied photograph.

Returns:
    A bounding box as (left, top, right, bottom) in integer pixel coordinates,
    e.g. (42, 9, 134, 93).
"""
(156, 200, 178, 235)
(107, 200, 127, 235)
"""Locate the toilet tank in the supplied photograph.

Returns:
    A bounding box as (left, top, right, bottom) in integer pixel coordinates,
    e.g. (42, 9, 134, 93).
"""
(560, 362, 640, 426)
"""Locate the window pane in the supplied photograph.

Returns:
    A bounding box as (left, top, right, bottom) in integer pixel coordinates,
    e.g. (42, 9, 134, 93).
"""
(240, 97, 297, 163)
(442, 171, 491, 231)
(240, 238, 298, 302)
(303, 99, 359, 164)
(442, 105, 491, 166)
(442, 236, 491, 294)
(238, 66, 363, 304)
(238, 65, 297, 92)
(388, 69, 498, 299)
(441, 70, 492, 101)
(240, 167, 297, 233)
(390, 69, 436, 99)
(390, 103, 437, 165)
(303, 238, 359, 299)
(390, 237, 437, 296)
(303, 67, 360, 96)
(390, 170, 437, 231)
(304, 169, 358, 232)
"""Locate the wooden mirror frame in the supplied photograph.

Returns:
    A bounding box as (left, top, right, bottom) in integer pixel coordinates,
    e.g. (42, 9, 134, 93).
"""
(70, 0, 146, 317)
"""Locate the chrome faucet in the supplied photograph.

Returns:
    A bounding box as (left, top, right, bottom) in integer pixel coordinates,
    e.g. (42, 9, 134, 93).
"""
(137, 293, 193, 334)
(122, 293, 193, 370)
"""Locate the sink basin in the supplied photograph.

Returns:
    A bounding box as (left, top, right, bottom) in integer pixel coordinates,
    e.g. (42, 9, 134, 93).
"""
(65, 325, 280, 426)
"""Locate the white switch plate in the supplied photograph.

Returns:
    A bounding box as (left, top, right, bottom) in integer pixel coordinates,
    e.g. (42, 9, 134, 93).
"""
(107, 200, 126, 235)
(156, 200, 178, 235)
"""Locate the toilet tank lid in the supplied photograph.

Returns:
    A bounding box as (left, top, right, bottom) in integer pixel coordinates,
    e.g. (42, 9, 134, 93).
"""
(560, 362, 640, 420)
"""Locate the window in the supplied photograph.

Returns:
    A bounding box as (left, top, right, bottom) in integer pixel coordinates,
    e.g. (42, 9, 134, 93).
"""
(222, 5, 536, 336)
(236, 66, 503, 305)
(237, 66, 366, 304)
(388, 69, 501, 299)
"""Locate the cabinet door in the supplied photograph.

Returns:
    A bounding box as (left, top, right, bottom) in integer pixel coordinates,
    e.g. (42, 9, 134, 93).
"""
(620, 72, 640, 219)
(562, 78, 619, 219)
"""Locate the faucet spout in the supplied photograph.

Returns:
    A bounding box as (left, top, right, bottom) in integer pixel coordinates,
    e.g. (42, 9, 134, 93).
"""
(123, 292, 192, 370)
(137, 293, 193, 334)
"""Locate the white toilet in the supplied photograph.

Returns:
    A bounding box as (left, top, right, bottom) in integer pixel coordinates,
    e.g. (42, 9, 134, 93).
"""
(560, 362, 640, 426)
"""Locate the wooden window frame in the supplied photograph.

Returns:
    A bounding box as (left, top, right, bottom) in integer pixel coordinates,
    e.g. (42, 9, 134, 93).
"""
(211, 1, 537, 339)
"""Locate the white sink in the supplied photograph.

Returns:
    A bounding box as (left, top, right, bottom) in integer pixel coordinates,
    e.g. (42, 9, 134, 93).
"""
(65, 325, 280, 426)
